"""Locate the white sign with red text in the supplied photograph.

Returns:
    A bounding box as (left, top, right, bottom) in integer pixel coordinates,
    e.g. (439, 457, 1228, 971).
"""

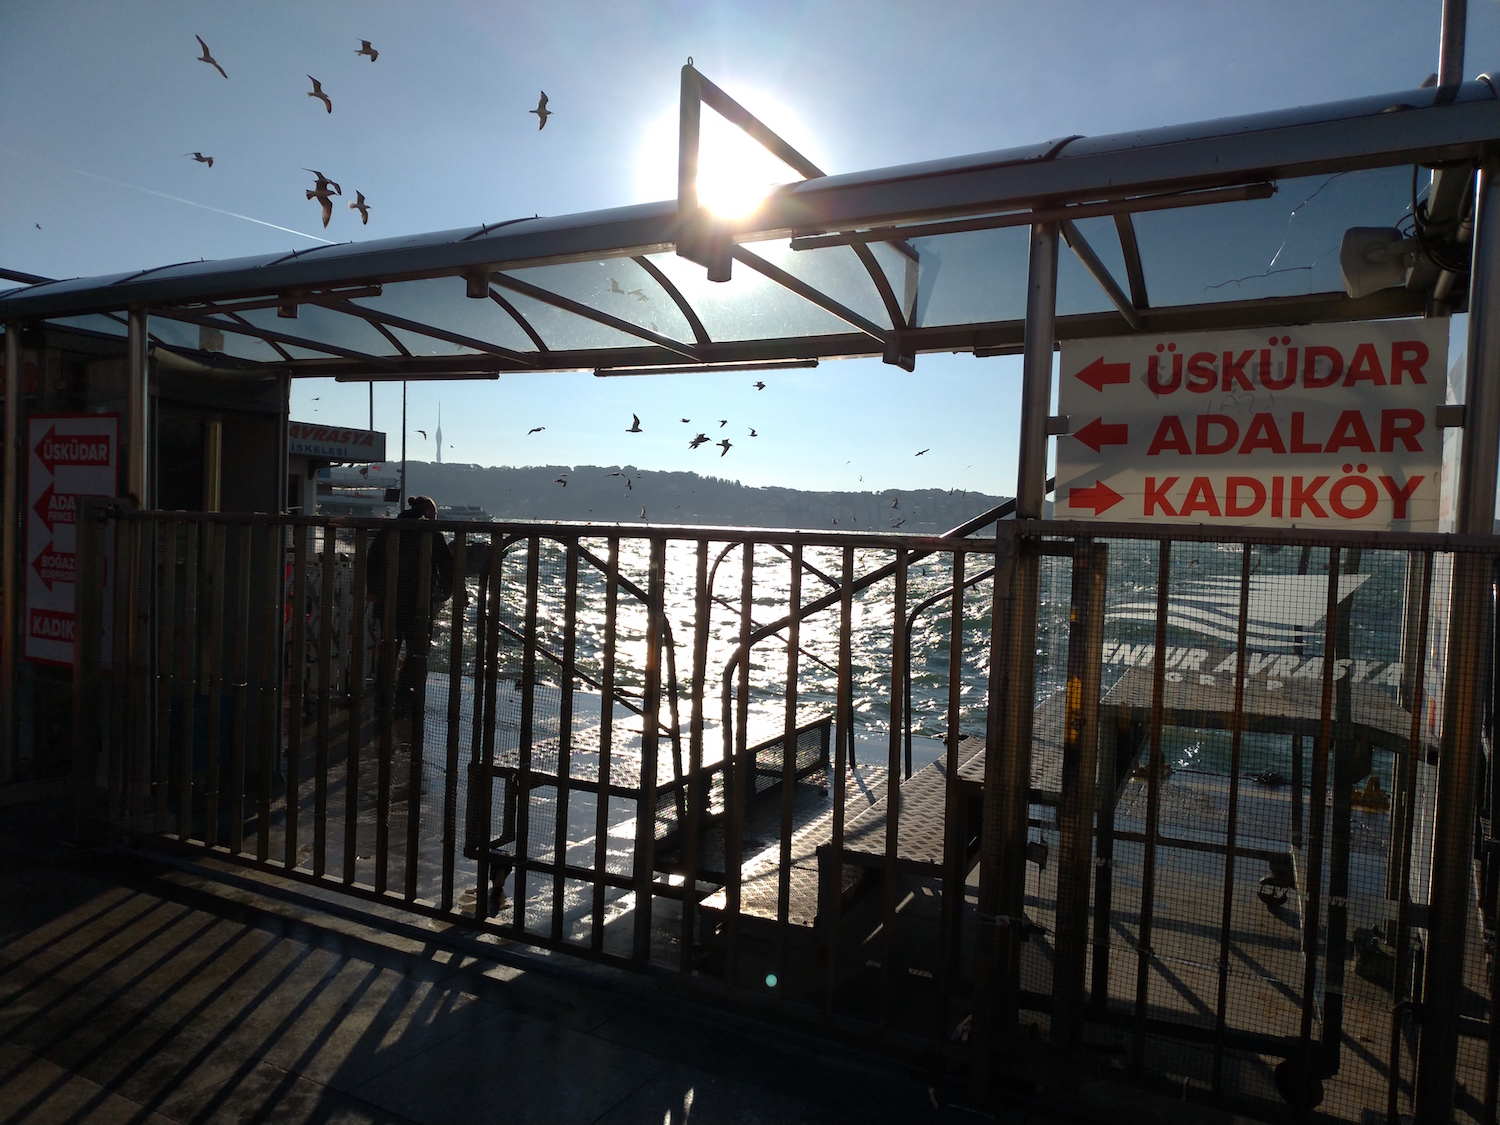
(1056, 320, 1448, 529)
(26, 415, 118, 665)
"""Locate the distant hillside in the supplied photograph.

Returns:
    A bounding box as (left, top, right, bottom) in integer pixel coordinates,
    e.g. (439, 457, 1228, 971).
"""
(403, 462, 1007, 533)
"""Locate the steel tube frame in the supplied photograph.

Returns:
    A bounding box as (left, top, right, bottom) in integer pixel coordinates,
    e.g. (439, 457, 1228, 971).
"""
(2, 322, 19, 783)
(1017, 223, 1058, 519)
(1417, 158, 1500, 1125)
(128, 308, 149, 506)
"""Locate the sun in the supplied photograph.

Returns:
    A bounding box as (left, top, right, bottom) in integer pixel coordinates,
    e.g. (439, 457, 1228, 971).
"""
(634, 90, 825, 221)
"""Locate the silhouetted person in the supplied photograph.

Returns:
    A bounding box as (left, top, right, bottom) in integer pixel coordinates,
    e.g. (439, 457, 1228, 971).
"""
(369, 495, 453, 717)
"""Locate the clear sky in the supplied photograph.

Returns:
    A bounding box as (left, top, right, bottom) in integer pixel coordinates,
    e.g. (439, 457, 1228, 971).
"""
(3, 1, 1495, 498)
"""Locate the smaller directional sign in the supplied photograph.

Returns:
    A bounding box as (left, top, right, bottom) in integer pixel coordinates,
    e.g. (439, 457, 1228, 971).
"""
(1056, 321, 1448, 530)
(25, 415, 118, 666)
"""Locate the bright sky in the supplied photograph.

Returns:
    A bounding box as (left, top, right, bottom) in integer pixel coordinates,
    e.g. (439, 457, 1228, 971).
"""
(3, 1, 1496, 497)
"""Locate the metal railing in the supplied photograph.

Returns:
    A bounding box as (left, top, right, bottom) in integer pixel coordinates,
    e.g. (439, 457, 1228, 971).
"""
(68, 503, 1499, 1124)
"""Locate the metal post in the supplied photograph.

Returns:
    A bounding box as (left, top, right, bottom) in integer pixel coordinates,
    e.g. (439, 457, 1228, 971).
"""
(128, 309, 149, 507)
(400, 380, 407, 509)
(1017, 223, 1058, 520)
(2, 323, 20, 784)
(1416, 159, 1500, 1125)
(1438, 0, 1466, 86)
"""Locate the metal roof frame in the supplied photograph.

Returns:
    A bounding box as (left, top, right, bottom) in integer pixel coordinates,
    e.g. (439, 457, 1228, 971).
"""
(0, 74, 1493, 379)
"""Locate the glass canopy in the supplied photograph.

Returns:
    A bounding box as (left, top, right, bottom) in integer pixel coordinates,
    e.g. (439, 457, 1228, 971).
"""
(1, 77, 1494, 379)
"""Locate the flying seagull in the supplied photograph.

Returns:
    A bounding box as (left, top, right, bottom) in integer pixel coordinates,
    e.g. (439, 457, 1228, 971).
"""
(306, 185, 336, 228)
(185, 152, 214, 167)
(307, 76, 332, 113)
(639, 506, 647, 519)
(195, 36, 227, 79)
(892, 517, 906, 528)
(748, 428, 757, 437)
(680, 418, 690, 424)
(689, 433, 709, 449)
(628, 288, 649, 302)
(304, 169, 341, 195)
(527, 426, 545, 434)
(416, 429, 427, 439)
(915, 448, 930, 456)
(609, 471, 626, 478)
(753, 380, 766, 390)
(348, 191, 370, 224)
(356, 39, 378, 61)
(530, 91, 552, 129)
(608, 278, 625, 294)
(891, 498, 899, 508)
(717, 419, 727, 428)
(626, 414, 642, 433)
(554, 476, 567, 486)
(717, 439, 732, 456)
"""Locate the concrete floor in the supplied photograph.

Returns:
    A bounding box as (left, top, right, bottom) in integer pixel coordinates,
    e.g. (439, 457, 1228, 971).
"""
(0, 798, 1087, 1125)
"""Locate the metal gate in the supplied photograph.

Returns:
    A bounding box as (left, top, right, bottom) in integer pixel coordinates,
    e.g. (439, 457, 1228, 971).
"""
(69, 504, 1499, 1122)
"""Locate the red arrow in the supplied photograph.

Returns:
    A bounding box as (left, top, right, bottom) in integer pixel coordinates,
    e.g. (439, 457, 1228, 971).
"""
(1074, 356, 1130, 392)
(1072, 417, 1128, 453)
(1067, 480, 1124, 515)
(35, 425, 112, 474)
(31, 542, 75, 593)
(32, 484, 76, 533)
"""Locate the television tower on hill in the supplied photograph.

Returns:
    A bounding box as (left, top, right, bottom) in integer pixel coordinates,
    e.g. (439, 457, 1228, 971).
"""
(435, 403, 443, 464)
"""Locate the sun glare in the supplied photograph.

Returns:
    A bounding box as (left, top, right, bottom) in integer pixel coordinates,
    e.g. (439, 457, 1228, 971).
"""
(634, 90, 823, 221)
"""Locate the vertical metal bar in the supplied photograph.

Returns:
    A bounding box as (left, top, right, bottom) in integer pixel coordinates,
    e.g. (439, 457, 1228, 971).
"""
(177, 523, 200, 840)
(131, 518, 153, 825)
(441, 531, 466, 911)
(824, 544, 856, 1014)
(937, 548, 966, 1032)
(1, 322, 20, 785)
(680, 538, 709, 971)
(632, 536, 666, 962)
(1017, 223, 1058, 519)
(1294, 549, 1343, 1074)
(1130, 539, 1171, 1075)
(154, 519, 178, 835)
(201, 522, 225, 849)
(1419, 159, 1500, 1125)
(1321, 546, 1362, 1074)
(375, 531, 398, 894)
(678, 63, 701, 221)
(475, 537, 503, 920)
(314, 525, 336, 876)
(344, 528, 367, 884)
(969, 523, 1019, 1104)
(592, 537, 620, 950)
(551, 539, 578, 941)
(725, 542, 754, 980)
(1212, 543, 1255, 1091)
(879, 548, 907, 1024)
(256, 522, 280, 862)
(126, 309, 149, 505)
(1051, 540, 1107, 1053)
(403, 529, 433, 901)
(1390, 551, 1433, 1125)
(71, 499, 104, 843)
(775, 543, 803, 986)
(108, 517, 133, 824)
(1438, 0, 1467, 85)
(513, 536, 541, 933)
(285, 523, 307, 867)
(228, 523, 251, 855)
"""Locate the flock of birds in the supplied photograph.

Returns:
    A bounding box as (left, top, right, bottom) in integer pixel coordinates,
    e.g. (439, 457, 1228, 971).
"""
(184, 35, 938, 511)
(187, 34, 553, 229)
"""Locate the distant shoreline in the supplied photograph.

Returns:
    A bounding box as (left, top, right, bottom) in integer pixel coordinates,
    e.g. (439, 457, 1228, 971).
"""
(404, 461, 1008, 533)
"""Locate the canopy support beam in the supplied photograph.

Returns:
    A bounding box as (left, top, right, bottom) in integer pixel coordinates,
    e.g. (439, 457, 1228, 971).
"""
(2, 322, 19, 784)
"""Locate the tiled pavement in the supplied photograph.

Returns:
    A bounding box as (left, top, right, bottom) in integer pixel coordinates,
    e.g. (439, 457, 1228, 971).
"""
(0, 800, 1082, 1125)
